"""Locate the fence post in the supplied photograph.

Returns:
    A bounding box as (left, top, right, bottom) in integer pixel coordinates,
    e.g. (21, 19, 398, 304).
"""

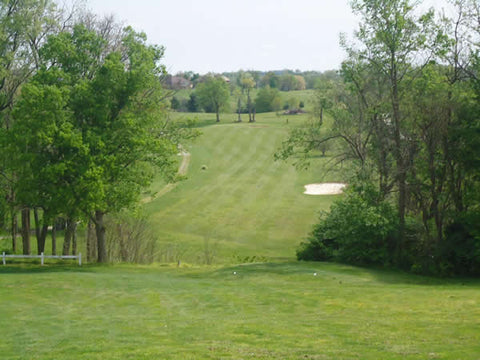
(78, 253, 82, 266)
(2, 252, 5, 266)
(41, 252, 44, 266)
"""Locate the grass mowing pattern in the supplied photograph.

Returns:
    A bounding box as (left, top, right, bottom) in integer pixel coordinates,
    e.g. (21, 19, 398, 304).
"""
(144, 113, 341, 263)
(3, 111, 479, 359)
(1, 263, 479, 359)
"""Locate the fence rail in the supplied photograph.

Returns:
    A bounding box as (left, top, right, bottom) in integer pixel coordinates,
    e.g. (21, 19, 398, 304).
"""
(2, 252, 82, 266)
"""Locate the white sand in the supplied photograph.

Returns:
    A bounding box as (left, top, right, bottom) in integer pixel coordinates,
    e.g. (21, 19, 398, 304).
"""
(304, 183, 346, 195)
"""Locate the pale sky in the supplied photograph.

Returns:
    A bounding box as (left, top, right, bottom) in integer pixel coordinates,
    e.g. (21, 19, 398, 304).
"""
(84, 0, 452, 75)
(85, 0, 359, 74)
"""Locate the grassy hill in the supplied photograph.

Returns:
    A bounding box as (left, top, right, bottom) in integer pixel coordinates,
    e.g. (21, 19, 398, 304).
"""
(144, 111, 341, 264)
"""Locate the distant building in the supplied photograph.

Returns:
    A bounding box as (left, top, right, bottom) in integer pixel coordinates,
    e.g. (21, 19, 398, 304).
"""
(165, 75, 193, 90)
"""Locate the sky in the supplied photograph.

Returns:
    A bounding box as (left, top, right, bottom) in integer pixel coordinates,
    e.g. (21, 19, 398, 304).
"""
(84, 0, 452, 75)
(84, 0, 359, 74)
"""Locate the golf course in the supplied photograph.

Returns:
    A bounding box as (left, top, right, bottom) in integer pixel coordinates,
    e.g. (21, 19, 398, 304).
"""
(1, 112, 479, 359)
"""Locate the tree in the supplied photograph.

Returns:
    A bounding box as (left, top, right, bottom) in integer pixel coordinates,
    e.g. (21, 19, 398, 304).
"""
(0, 0, 60, 255)
(196, 76, 230, 122)
(10, 24, 184, 262)
(260, 71, 279, 88)
(345, 0, 440, 258)
(240, 74, 256, 122)
(294, 75, 306, 90)
(8, 81, 87, 255)
(255, 86, 282, 113)
(187, 92, 199, 112)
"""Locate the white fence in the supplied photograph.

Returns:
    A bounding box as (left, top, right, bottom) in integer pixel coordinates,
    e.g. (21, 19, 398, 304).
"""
(2, 252, 82, 266)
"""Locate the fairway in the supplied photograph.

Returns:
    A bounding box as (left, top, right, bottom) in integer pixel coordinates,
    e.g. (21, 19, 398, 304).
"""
(144, 112, 341, 264)
(1, 263, 479, 359)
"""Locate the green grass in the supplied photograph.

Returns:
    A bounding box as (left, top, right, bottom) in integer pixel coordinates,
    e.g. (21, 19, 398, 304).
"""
(144, 112, 341, 264)
(1, 262, 479, 359)
(4, 109, 479, 359)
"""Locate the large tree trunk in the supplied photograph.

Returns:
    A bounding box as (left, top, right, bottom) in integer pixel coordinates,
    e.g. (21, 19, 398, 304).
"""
(51, 223, 56, 256)
(21, 208, 30, 255)
(247, 90, 252, 122)
(11, 209, 17, 253)
(86, 220, 96, 262)
(33, 208, 49, 255)
(95, 210, 107, 263)
(62, 218, 76, 256)
(72, 221, 78, 256)
(391, 63, 406, 263)
(10, 188, 17, 252)
(237, 98, 242, 122)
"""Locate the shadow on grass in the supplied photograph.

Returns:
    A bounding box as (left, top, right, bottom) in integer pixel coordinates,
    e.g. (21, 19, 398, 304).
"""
(202, 260, 480, 287)
(310, 261, 480, 287)
(0, 262, 97, 274)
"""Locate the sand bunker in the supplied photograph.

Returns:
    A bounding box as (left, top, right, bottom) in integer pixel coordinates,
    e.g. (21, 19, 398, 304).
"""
(304, 183, 346, 195)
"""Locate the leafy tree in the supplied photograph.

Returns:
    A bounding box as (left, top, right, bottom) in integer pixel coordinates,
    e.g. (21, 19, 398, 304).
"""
(294, 75, 306, 90)
(0, 0, 60, 254)
(298, 183, 398, 265)
(240, 73, 256, 122)
(187, 92, 199, 112)
(170, 96, 180, 110)
(10, 24, 183, 262)
(196, 76, 230, 122)
(346, 0, 440, 251)
(255, 86, 281, 113)
(260, 71, 279, 88)
(9, 81, 87, 254)
(287, 0, 480, 275)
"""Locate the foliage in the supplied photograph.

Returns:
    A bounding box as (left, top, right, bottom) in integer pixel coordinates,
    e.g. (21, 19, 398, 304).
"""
(105, 211, 157, 264)
(170, 96, 180, 110)
(254, 86, 281, 112)
(279, 0, 480, 276)
(279, 74, 306, 91)
(438, 212, 480, 276)
(196, 76, 230, 121)
(6, 23, 188, 262)
(297, 183, 398, 266)
(187, 92, 199, 112)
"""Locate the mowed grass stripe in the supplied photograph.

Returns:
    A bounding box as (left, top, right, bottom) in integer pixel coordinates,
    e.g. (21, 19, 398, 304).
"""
(145, 117, 334, 262)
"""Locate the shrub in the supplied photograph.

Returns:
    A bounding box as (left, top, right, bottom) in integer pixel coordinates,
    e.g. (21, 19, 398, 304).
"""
(255, 86, 281, 113)
(170, 96, 180, 110)
(105, 212, 157, 264)
(437, 212, 480, 276)
(297, 182, 399, 266)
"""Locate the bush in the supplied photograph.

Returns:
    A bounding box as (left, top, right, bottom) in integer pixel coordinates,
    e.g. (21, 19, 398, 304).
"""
(437, 212, 480, 276)
(255, 86, 281, 113)
(170, 96, 180, 110)
(187, 93, 199, 112)
(105, 212, 157, 264)
(297, 183, 399, 266)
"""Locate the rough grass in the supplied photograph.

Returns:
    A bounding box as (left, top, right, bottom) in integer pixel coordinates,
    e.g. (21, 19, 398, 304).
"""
(1, 262, 479, 359)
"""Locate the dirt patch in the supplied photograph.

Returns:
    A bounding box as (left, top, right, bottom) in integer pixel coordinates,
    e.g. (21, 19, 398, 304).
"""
(304, 183, 346, 195)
